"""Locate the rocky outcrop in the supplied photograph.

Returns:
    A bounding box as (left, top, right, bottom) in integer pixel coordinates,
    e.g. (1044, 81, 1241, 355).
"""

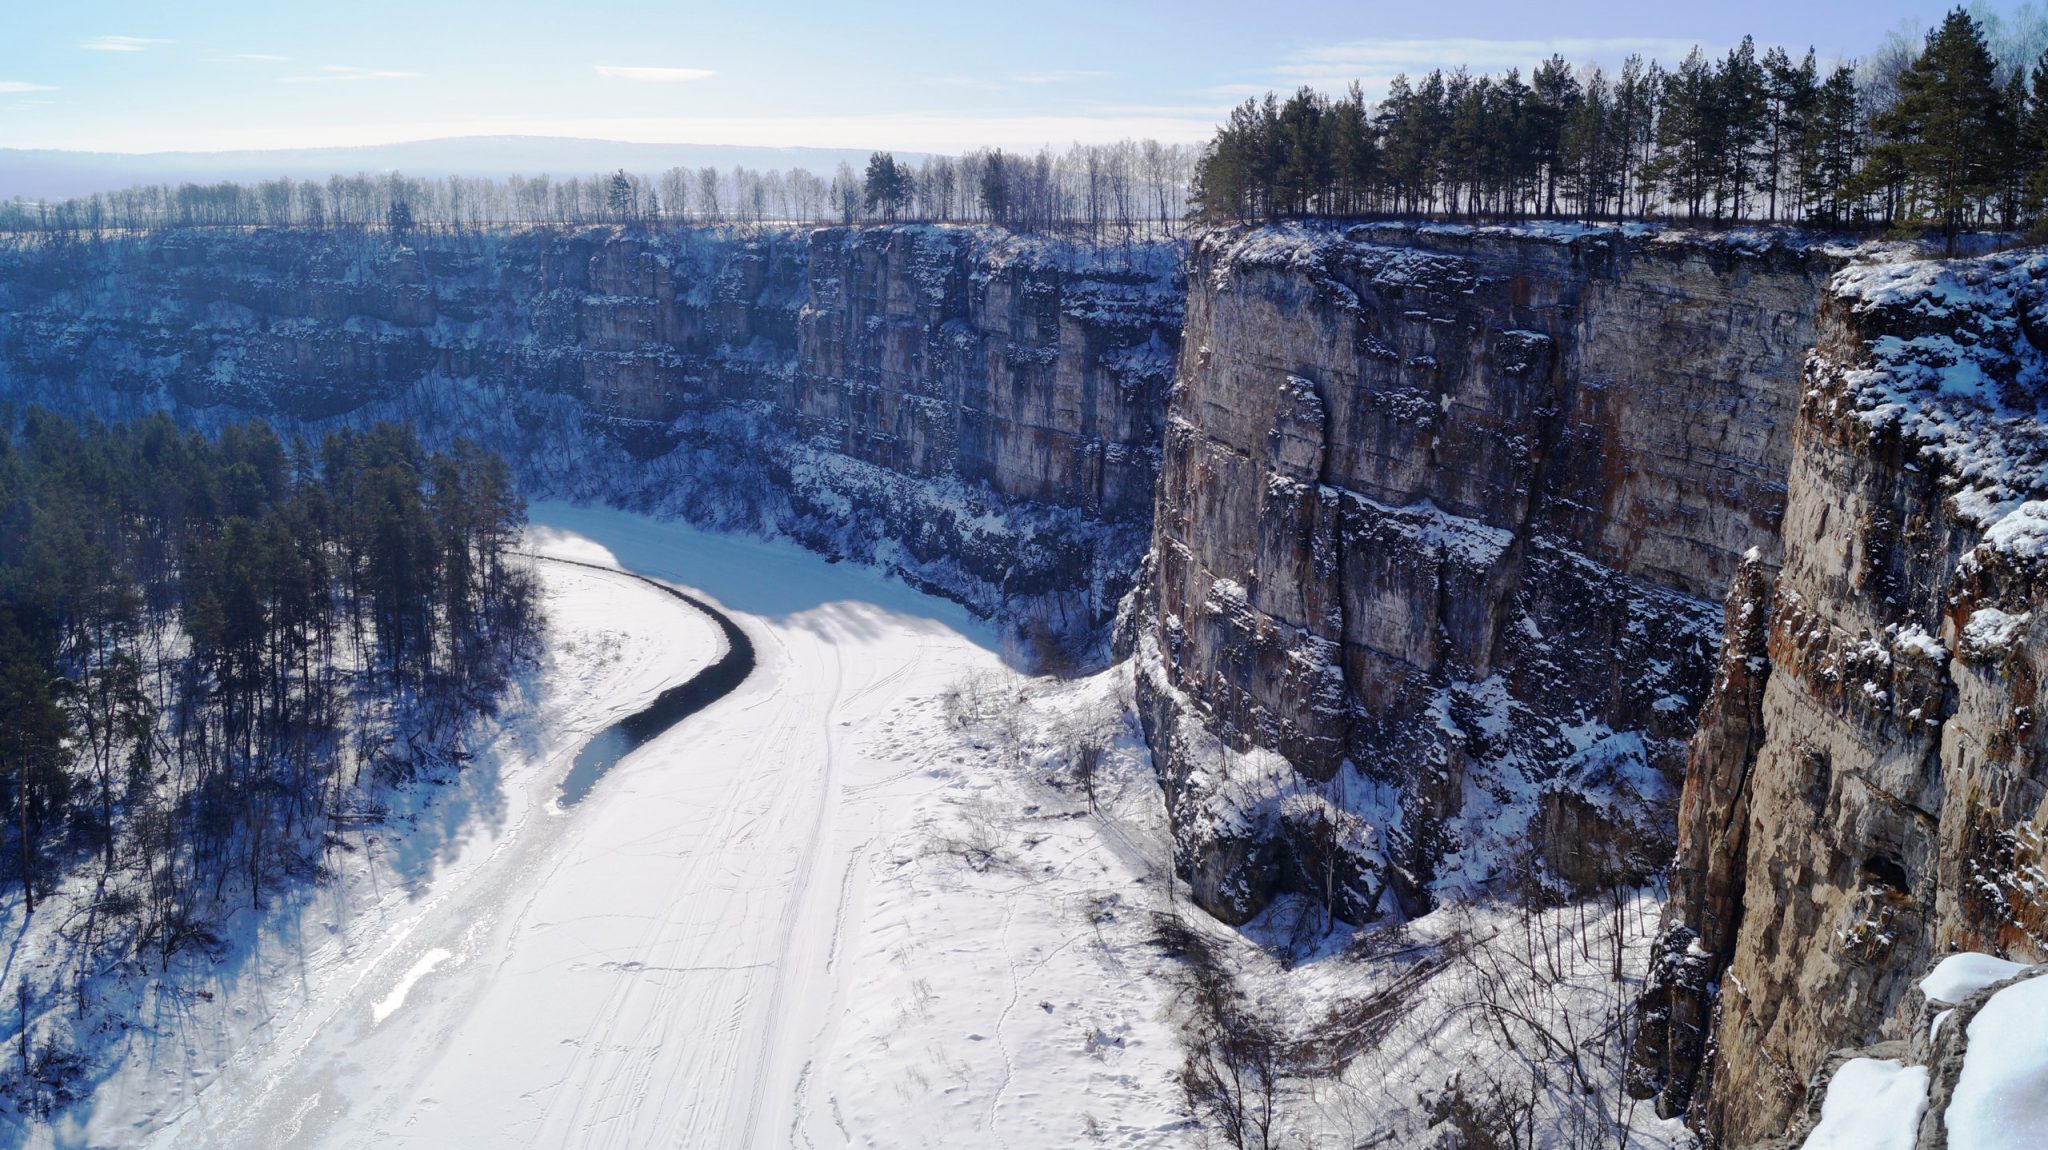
(1637, 250, 2048, 1145)
(0, 224, 1180, 649)
(1743, 956, 2046, 1150)
(1137, 222, 1838, 924)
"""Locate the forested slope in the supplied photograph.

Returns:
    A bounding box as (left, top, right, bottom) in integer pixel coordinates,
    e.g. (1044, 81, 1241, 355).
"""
(0, 409, 535, 1112)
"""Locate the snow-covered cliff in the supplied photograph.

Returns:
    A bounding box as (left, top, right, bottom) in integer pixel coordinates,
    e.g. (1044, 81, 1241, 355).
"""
(1136, 221, 1839, 926)
(1635, 249, 2048, 1146)
(0, 224, 1181, 656)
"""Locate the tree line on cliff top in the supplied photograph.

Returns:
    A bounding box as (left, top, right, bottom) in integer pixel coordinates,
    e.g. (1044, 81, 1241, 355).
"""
(0, 141, 1202, 244)
(1193, 8, 2048, 244)
(5, 9, 2044, 245)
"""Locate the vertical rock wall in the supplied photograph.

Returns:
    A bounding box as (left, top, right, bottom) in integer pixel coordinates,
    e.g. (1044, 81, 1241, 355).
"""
(1138, 222, 1836, 924)
(1636, 251, 2048, 1146)
(0, 224, 1181, 647)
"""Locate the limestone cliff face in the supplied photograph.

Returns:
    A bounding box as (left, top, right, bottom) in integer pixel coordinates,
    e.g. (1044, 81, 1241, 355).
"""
(1137, 222, 1836, 924)
(1637, 250, 2048, 1146)
(0, 224, 1179, 645)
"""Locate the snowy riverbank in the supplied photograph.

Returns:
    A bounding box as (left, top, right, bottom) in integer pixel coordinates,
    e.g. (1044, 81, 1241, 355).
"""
(48, 504, 1190, 1148)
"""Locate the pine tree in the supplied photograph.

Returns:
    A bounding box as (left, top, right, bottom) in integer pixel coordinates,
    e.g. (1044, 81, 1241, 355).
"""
(1562, 67, 1615, 217)
(1716, 38, 1769, 219)
(862, 152, 912, 223)
(1801, 65, 1867, 226)
(1531, 55, 1581, 215)
(1651, 48, 1720, 219)
(1761, 48, 1820, 221)
(2026, 52, 2048, 231)
(606, 170, 636, 221)
(1275, 88, 1331, 216)
(1873, 7, 2011, 246)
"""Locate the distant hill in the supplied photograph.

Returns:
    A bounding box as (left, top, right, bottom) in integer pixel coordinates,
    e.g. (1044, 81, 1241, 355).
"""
(0, 136, 938, 200)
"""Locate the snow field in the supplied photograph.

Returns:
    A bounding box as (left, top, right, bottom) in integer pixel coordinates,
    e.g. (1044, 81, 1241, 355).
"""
(43, 500, 1727, 1149)
(68, 504, 1197, 1149)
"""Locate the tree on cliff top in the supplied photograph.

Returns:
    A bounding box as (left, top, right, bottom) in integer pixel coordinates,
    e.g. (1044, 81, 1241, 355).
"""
(606, 169, 637, 221)
(1871, 7, 2013, 247)
(861, 152, 912, 223)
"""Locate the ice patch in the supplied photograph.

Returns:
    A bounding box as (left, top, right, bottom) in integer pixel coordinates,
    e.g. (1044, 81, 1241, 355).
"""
(372, 947, 453, 1024)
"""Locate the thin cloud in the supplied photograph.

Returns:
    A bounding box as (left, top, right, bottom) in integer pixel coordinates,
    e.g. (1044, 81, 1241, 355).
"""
(23, 111, 1222, 153)
(1010, 70, 1111, 85)
(84, 35, 170, 52)
(0, 82, 58, 94)
(594, 65, 716, 83)
(281, 65, 423, 83)
(1275, 35, 1712, 84)
(233, 53, 293, 62)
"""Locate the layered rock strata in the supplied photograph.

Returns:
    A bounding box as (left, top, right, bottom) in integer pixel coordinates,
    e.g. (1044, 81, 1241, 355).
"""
(1136, 222, 1839, 924)
(0, 224, 1181, 645)
(1635, 250, 2048, 1145)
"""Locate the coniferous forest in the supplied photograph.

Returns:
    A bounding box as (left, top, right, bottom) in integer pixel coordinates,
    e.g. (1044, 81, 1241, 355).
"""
(1192, 9, 2048, 243)
(0, 409, 534, 1100)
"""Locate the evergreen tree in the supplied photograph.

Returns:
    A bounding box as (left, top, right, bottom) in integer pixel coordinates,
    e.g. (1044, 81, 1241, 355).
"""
(1531, 55, 1582, 214)
(1717, 38, 1770, 218)
(1873, 7, 2012, 246)
(861, 152, 912, 223)
(2026, 52, 2048, 228)
(1651, 48, 1721, 219)
(1762, 48, 1821, 221)
(606, 170, 636, 221)
(1802, 65, 1868, 226)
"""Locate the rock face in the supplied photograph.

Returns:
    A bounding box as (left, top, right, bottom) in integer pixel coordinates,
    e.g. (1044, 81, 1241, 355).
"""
(14, 218, 2045, 1148)
(1635, 251, 2048, 1146)
(0, 224, 1181, 648)
(1136, 222, 1837, 924)
(1745, 957, 2046, 1150)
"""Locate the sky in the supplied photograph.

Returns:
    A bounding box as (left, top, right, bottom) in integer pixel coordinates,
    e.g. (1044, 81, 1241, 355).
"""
(0, 0, 1987, 156)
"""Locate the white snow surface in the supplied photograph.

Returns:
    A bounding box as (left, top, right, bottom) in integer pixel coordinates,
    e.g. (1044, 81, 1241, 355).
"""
(1826, 251, 2048, 532)
(57, 503, 1189, 1149)
(1920, 952, 2031, 1005)
(1946, 974, 2048, 1149)
(1798, 1058, 1928, 1150)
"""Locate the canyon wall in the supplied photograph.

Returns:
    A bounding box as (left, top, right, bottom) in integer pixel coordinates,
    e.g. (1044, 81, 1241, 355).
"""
(0, 225, 1180, 648)
(11, 220, 2044, 1148)
(1135, 222, 1839, 924)
(1633, 250, 2048, 1146)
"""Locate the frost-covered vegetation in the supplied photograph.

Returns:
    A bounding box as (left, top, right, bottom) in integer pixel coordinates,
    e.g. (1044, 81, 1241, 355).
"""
(0, 410, 535, 1114)
(0, 140, 1200, 243)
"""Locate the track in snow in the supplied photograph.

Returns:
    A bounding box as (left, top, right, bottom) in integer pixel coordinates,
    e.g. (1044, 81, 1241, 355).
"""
(128, 505, 1005, 1149)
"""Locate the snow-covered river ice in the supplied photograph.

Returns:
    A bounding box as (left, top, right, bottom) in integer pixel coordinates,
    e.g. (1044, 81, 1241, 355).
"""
(77, 503, 1189, 1149)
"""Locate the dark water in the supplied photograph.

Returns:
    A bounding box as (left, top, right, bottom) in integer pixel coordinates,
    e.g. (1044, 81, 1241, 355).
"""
(542, 556, 757, 807)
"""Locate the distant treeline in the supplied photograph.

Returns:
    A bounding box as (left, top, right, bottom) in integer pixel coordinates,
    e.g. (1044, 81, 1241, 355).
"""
(1194, 9, 2048, 241)
(0, 411, 534, 989)
(0, 141, 1199, 242)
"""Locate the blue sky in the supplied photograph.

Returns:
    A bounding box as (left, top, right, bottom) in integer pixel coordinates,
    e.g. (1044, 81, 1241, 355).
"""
(0, 1, 1980, 154)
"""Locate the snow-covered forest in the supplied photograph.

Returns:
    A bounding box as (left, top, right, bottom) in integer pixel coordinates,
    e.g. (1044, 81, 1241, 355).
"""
(0, 411, 535, 1114)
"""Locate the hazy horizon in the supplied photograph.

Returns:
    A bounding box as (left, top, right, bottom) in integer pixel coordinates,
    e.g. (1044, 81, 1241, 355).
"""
(0, 0, 1974, 160)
